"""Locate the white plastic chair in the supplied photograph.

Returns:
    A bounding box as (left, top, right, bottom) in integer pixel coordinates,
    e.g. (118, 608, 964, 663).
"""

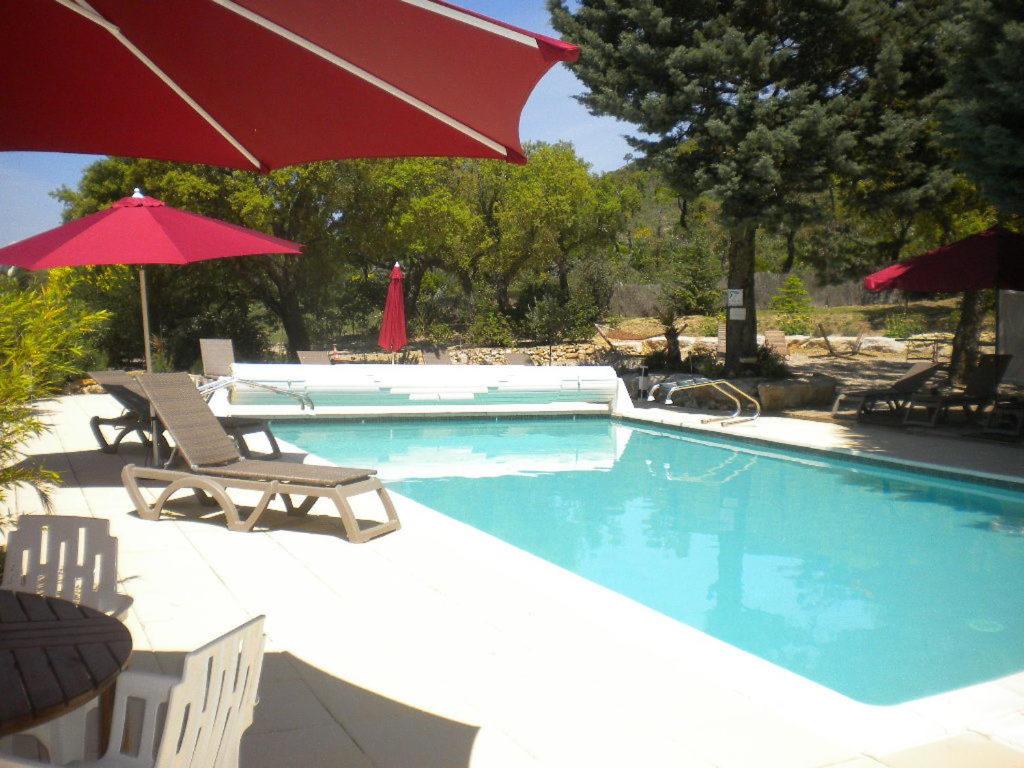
(0, 617, 266, 768)
(2, 516, 132, 620)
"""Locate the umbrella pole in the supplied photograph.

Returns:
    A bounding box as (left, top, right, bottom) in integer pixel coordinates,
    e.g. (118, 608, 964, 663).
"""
(139, 266, 160, 466)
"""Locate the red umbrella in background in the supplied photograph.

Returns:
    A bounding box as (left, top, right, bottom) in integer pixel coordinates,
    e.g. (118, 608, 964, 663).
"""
(863, 226, 1024, 292)
(0, 189, 302, 372)
(379, 263, 408, 360)
(4, 1, 578, 170)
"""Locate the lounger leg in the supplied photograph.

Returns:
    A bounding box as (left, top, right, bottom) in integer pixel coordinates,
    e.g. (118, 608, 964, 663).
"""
(263, 427, 281, 459)
(122, 465, 242, 526)
(282, 494, 316, 517)
(330, 480, 401, 544)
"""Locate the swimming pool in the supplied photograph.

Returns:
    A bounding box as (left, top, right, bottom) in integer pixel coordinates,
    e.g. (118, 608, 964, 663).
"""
(274, 416, 1024, 705)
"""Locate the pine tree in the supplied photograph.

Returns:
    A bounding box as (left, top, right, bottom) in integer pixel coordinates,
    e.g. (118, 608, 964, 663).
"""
(549, 0, 869, 371)
(943, 0, 1024, 216)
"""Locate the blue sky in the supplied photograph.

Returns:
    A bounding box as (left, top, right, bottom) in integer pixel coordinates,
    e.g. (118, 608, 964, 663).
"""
(0, 0, 635, 245)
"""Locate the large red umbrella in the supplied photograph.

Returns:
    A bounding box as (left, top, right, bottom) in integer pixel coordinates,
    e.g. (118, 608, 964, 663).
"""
(0, 190, 302, 371)
(3, 1, 579, 170)
(378, 263, 408, 357)
(864, 226, 1024, 292)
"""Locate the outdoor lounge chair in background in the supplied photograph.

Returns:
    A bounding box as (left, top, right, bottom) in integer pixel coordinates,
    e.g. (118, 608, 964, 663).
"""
(1, 617, 266, 768)
(903, 354, 1012, 427)
(90, 370, 280, 459)
(122, 373, 400, 541)
(297, 349, 331, 365)
(197, 338, 315, 410)
(199, 337, 235, 379)
(830, 361, 943, 421)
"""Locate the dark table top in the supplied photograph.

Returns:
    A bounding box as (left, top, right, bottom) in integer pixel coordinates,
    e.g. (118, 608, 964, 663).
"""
(0, 589, 132, 737)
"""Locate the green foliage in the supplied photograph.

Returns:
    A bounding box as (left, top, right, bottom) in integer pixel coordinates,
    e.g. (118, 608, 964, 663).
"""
(467, 309, 515, 347)
(755, 345, 792, 380)
(884, 311, 927, 338)
(696, 314, 724, 338)
(943, 0, 1024, 215)
(681, 344, 725, 378)
(769, 277, 813, 335)
(56, 145, 632, 355)
(0, 280, 108, 511)
(525, 292, 596, 345)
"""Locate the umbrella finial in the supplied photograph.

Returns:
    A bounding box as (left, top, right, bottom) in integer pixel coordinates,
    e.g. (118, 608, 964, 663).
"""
(132, 187, 144, 198)
(394, 261, 400, 268)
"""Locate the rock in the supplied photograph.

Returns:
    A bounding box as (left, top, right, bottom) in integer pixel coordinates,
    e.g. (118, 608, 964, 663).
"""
(757, 375, 837, 411)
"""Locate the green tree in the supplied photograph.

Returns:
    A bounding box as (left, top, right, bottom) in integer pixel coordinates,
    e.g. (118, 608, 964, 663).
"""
(54, 158, 357, 360)
(943, 0, 1024, 216)
(769, 276, 813, 335)
(550, 0, 868, 371)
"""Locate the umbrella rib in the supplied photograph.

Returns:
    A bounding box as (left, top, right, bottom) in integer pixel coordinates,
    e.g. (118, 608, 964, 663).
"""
(211, 0, 510, 158)
(398, 0, 541, 49)
(53, 0, 263, 171)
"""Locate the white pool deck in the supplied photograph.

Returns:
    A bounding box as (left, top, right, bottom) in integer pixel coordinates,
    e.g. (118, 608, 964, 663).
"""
(4, 393, 1024, 768)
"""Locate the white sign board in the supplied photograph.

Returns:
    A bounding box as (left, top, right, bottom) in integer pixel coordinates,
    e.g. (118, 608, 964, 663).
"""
(728, 307, 746, 321)
(726, 289, 744, 307)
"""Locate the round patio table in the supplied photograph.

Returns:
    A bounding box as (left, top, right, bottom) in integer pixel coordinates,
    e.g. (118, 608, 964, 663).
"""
(0, 589, 132, 738)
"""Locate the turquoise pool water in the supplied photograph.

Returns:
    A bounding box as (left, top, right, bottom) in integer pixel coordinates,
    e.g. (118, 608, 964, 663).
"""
(274, 417, 1024, 704)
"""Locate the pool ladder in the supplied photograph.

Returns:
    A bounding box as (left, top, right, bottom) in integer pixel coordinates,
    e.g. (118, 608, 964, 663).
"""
(647, 377, 760, 427)
(199, 377, 315, 411)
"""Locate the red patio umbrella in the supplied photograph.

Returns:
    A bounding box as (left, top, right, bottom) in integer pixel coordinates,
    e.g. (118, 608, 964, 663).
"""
(3, 1, 579, 170)
(864, 226, 1024, 293)
(378, 263, 408, 358)
(0, 190, 302, 372)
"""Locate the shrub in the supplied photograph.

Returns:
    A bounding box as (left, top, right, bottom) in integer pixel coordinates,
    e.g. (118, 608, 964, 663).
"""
(468, 309, 515, 347)
(0, 280, 108, 513)
(680, 343, 725, 377)
(768, 276, 813, 335)
(526, 293, 596, 344)
(755, 344, 791, 379)
(884, 311, 926, 338)
(696, 313, 724, 338)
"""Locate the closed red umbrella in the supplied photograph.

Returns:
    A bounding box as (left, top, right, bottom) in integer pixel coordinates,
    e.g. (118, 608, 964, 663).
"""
(0, 190, 302, 371)
(864, 226, 1024, 292)
(3, 1, 578, 170)
(379, 263, 408, 357)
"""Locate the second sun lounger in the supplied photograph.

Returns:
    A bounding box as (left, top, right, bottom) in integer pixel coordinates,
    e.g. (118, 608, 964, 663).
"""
(121, 373, 400, 542)
(90, 370, 281, 459)
(830, 361, 942, 421)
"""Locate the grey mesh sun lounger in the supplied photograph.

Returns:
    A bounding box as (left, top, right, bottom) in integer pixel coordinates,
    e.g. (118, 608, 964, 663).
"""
(903, 354, 1012, 426)
(831, 362, 942, 421)
(121, 373, 400, 542)
(90, 370, 281, 459)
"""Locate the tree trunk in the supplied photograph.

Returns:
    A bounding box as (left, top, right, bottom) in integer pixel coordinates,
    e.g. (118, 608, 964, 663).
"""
(949, 290, 984, 385)
(725, 223, 758, 374)
(663, 321, 681, 367)
(781, 228, 797, 273)
(277, 291, 310, 360)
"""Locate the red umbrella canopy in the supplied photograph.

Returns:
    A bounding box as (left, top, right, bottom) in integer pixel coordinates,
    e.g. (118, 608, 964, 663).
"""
(0, 193, 302, 269)
(379, 264, 408, 353)
(864, 226, 1024, 293)
(3, 0, 579, 171)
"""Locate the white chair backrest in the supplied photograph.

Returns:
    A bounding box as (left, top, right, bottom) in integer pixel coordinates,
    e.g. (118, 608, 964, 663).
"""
(2, 515, 122, 615)
(152, 617, 266, 768)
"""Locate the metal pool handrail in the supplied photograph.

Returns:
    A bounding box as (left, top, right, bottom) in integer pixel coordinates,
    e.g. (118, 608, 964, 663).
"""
(199, 377, 315, 411)
(647, 378, 760, 427)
